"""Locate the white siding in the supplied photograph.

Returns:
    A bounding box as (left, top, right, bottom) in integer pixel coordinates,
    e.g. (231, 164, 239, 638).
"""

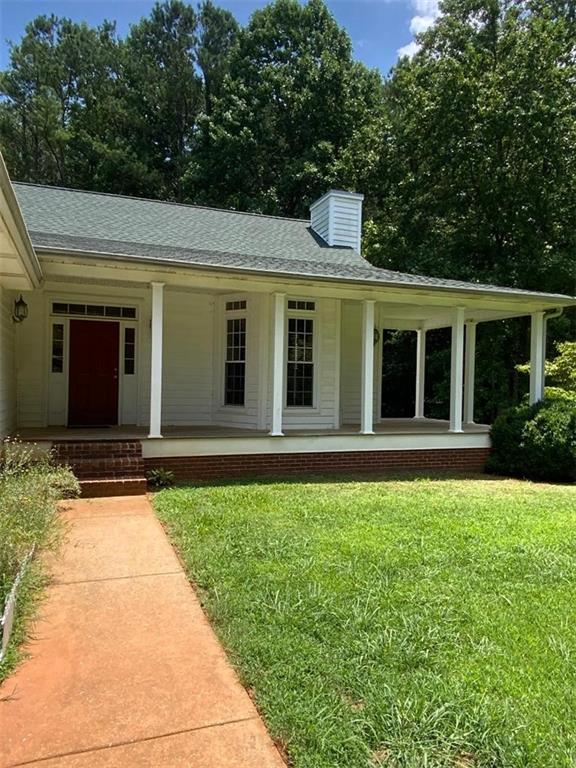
(331, 199, 362, 251)
(310, 202, 330, 243)
(15, 291, 45, 427)
(0, 286, 16, 436)
(310, 191, 363, 252)
(340, 300, 362, 424)
(161, 291, 214, 425)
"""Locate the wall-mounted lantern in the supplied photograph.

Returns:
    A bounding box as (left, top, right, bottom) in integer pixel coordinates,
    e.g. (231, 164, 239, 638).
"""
(12, 294, 28, 323)
(373, 327, 381, 345)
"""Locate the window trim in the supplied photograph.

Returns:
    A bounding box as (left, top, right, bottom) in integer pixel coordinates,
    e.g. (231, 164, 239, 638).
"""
(223, 308, 247, 408)
(51, 322, 65, 374)
(285, 301, 318, 410)
(51, 302, 137, 320)
(123, 326, 136, 376)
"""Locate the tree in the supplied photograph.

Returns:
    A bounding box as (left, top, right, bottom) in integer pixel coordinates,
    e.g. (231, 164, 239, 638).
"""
(124, 0, 203, 200)
(358, 0, 576, 422)
(197, 0, 239, 118)
(187, 0, 385, 215)
(0, 15, 123, 187)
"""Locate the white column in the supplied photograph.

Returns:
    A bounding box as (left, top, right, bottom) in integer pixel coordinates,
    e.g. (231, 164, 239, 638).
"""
(270, 293, 286, 436)
(529, 311, 545, 405)
(148, 282, 164, 438)
(414, 328, 426, 419)
(360, 300, 375, 435)
(449, 306, 466, 433)
(463, 321, 476, 425)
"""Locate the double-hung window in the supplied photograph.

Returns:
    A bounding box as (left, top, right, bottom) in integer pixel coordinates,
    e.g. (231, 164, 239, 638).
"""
(286, 301, 315, 408)
(224, 304, 247, 406)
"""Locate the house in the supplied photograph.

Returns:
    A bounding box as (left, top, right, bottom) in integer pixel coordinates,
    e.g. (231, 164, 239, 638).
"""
(0, 154, 574, 494)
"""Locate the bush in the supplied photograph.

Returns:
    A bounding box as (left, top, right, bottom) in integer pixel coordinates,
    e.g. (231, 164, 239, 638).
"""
(147, 467, 175, 489)
(487, 399, 576, 482)
(0, 440, 79, 618)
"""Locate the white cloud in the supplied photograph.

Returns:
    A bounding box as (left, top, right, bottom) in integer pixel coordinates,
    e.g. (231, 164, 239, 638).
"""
(397, 40, 421, 59)
(410, 15, 435, 34)
(397, 0, 440, 59)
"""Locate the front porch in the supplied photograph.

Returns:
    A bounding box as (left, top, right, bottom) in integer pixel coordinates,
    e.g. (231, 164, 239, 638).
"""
(17, 418, 490, 443)
(7, 266, 556, 491)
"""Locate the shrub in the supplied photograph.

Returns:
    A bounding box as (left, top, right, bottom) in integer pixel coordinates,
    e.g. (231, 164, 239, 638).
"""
(147, 467, 175, 489)
(487, 399, 576, 482)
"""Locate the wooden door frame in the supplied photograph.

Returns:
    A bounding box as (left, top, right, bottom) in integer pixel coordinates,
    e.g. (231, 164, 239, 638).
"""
(44, 293, 143, 428)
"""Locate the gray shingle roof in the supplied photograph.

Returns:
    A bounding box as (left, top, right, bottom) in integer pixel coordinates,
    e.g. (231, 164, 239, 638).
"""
(13, 182, 575, 303)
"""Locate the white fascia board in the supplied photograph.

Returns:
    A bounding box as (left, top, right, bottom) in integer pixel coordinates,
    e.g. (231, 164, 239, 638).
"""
(0, 156, 43, 288)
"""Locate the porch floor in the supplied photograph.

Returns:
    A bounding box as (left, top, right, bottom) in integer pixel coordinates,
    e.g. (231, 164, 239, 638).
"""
(15, 418, 490, 442)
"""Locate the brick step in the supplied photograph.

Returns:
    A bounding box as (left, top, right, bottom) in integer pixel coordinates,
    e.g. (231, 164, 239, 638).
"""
(52, 440, 146, 483)
(79, 477, 148, 498)
(62, 456, 146, 479)
(52, 440, 143, 460)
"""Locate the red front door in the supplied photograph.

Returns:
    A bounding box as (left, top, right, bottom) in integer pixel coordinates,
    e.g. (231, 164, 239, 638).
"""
(68, 320, 119, 426)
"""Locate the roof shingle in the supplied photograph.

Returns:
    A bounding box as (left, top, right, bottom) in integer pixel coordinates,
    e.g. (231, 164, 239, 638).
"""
(13, 182, 575, 302)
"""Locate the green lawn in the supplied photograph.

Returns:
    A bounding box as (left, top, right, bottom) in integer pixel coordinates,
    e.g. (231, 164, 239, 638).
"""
(154, 475, 576, 768)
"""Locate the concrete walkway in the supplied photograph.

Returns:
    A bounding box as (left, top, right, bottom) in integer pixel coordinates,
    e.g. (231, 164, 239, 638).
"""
(0, 496, 286, 768)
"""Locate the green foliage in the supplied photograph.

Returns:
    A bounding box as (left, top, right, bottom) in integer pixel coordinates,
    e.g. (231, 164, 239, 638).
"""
(0, 440, 79, 680)
(487, 399, 576, 481)
(0, 440, 79, 600)
(155, 478, 576, 767)
(545, 341, 576, 392)
(147, 467, 176, 489)
(187, 0, 384, 215)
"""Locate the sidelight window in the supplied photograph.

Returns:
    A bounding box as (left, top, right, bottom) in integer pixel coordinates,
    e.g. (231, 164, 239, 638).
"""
(51, 324, 64, 373)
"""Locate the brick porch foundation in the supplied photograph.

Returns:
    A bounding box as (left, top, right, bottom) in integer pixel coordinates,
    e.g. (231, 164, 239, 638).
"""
(144, 447, 491, 482)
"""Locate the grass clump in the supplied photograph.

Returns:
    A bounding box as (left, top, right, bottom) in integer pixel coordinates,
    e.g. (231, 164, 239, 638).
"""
(0, 439, 79, 681)
(155, 475, 576, 768)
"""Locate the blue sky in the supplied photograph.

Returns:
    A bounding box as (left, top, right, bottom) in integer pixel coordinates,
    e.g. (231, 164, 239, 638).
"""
(0, 0, 440, 75)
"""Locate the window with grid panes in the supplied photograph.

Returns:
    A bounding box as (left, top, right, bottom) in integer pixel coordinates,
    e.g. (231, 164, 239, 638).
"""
(225, 317, 246, 405)
(124, 328, 135, 375)
(286, 317, 314, 407)
(51, 324, 64, 373)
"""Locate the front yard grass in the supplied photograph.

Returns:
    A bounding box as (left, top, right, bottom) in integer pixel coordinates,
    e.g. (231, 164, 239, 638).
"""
(154, 475, 576, 768)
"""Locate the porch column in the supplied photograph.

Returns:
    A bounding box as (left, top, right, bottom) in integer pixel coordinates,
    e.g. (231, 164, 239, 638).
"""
(148, 281, 164, 438)
(360, 300, 375, 435)
(270, 292, 286, 436)
(463, 321, 476, 425)
(449, 306, 466, 433)
(414, 328, 426, 419)
(529, 311, 545, 405)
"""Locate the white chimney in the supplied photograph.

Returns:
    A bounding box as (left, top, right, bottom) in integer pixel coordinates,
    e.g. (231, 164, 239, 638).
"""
(310, 189, 364, 253)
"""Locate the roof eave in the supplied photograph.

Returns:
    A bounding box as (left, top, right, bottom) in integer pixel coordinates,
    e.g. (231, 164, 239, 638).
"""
(0, 157, 43, 288)
(34, 245, 576, 307)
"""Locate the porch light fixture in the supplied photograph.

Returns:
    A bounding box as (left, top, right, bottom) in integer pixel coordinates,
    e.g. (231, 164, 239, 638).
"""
(12, 294, 28, 323)
(373, 328, 380, 345)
